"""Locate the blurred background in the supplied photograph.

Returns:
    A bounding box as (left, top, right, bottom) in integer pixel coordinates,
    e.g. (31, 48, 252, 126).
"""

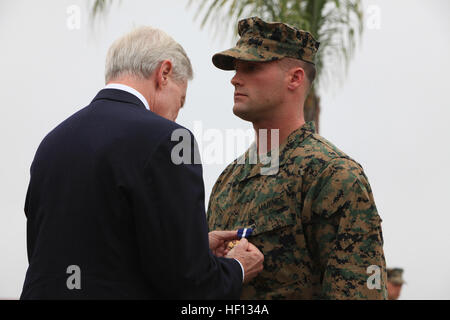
(0, 0, 449, 299)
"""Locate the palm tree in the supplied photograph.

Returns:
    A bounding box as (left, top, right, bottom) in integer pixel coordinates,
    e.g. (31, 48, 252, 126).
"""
(90, 0, 363, 132)
(90, 0, 114, 19)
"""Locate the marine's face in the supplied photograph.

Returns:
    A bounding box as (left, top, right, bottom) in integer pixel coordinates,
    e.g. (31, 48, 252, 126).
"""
(231, 60, 285, 122)
(153, 78, 187, 121)
(387, 281, 403, 300)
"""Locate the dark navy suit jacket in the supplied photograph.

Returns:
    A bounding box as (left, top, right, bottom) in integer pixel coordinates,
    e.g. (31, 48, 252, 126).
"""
(20, 89, 242, 299)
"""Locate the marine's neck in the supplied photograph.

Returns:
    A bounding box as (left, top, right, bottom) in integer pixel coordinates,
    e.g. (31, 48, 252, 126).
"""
(252, 117, 305, 155)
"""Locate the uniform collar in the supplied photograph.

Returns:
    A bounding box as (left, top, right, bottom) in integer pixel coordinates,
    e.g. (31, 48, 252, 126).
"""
(234, 121, 316, 183)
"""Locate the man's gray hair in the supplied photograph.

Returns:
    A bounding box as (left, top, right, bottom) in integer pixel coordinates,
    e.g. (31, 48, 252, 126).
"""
(105, 26, 193, 84)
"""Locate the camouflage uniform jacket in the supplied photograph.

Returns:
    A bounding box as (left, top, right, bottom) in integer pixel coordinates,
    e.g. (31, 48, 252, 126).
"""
(207, 122, 387, 299)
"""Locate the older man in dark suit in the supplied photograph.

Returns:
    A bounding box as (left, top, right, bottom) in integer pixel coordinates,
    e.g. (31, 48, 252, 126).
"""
(21, 26, 263, 299)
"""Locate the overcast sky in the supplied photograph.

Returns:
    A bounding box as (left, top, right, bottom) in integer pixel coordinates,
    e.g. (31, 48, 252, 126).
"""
(1, 0, 449, 299)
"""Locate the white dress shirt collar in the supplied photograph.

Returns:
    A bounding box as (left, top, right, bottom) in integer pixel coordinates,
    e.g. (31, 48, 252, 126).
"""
(104, 83, 150, 111)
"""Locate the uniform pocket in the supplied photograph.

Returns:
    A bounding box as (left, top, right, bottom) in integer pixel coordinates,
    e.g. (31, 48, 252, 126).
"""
(238, 203, 306, 293)
(230, 188, 296, 236)
(249, 206, 296, 236)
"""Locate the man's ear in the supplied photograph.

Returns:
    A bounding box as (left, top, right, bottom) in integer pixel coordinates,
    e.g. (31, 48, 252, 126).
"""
(287, 67, 306, 91)
(156, 60, 173, 88)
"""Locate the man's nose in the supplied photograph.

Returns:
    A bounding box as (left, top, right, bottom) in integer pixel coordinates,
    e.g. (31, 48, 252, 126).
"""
(231, 72, 242, 87)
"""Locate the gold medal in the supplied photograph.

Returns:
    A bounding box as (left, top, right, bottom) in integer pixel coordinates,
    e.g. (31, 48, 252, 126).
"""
(227, 240, 240, 250)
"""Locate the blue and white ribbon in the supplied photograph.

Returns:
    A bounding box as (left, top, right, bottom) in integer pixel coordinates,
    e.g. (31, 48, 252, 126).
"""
(237, 227, 253, 239)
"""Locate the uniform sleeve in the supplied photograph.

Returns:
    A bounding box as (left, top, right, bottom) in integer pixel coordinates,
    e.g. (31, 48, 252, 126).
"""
(303, 158, 387, 300)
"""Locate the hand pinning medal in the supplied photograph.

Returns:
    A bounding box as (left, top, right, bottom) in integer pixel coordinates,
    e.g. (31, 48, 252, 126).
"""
(227, 228, 253, 250)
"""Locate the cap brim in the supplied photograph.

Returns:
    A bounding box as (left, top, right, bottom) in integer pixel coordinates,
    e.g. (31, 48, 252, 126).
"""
(212, 47, 285, 70)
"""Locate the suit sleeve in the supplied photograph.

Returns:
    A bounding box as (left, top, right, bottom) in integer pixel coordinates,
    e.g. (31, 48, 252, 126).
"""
(304, 158, 388, 300)
(131, 130, 242, 299)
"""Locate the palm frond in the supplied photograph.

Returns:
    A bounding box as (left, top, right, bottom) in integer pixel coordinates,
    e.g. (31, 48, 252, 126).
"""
(90, 0, 115, 21)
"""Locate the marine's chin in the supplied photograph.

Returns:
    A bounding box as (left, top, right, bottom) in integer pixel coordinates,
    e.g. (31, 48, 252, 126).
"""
(233, 104, 254, 122)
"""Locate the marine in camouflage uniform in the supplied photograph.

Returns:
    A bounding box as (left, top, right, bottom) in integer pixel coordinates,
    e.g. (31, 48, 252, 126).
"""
(207, 17, 387, 299)
(387, 268, 405, 300)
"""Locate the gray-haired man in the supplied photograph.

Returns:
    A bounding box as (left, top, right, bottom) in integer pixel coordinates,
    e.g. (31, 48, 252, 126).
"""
(21, 26, 263, 299)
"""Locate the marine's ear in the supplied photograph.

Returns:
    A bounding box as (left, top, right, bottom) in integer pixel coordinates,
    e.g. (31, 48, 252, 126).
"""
(287, 67, 306, 91)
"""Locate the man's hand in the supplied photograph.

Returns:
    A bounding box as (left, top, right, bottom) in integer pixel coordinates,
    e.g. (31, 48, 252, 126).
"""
(208, 230, 239, 257)
(226, 238, 264, 283)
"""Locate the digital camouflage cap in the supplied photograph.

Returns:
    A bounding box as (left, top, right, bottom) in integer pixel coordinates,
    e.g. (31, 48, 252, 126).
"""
(212, 16, 320, 70)
(387, 268, 405, 285)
